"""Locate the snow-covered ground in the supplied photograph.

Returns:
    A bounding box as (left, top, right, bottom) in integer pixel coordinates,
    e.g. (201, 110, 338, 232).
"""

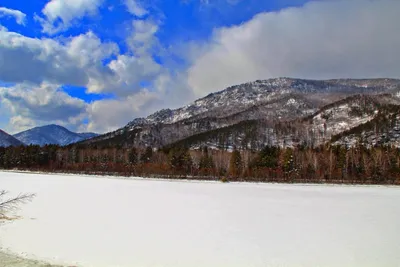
(1, 172, 400, 267)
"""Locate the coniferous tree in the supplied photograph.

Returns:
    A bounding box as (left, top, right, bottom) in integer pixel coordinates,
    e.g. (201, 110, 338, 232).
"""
(229, 148, 243, 178)
(169, 147, 193, 174)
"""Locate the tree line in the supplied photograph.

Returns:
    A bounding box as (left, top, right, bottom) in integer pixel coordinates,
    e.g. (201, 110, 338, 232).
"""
(1, 143, 399, 184)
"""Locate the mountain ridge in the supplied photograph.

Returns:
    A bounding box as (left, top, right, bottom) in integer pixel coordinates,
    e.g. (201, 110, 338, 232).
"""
(13, 124, 98, 146)
(80, 78, 400, 149)
(0, 129, 25, 147)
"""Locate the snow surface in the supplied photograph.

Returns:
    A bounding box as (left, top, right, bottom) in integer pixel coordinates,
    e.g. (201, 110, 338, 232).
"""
(1, 171, 400, 267)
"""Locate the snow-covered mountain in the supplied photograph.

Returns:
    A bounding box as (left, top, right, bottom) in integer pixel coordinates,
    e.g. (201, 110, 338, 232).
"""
(0, 129, 25, 147)
(124, 78, 399, 128)
(164, 94, 400, 150)
(81, 78, 400, 148)
(13, 125, 98, 146)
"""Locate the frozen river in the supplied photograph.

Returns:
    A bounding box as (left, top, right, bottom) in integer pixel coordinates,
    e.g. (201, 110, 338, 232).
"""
(1, 171, 400, 267)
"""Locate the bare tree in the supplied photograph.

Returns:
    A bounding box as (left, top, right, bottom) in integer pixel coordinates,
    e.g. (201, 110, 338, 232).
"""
(0, 190, 35, 220)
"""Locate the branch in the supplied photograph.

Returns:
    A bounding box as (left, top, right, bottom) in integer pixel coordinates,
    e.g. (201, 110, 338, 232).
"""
(0, 190, 35, 218)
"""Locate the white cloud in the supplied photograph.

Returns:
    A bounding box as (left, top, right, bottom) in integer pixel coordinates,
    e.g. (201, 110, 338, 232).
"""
(127, 19, 159, 55)
(86, 89, 158, 133)
(0, 24, 7, 31)
(85, 15, 196, 132)
(0, 30, 119, 92)
(97, 18, 163, 95)
(188, 0, 400, 96)
(67, 31, 118, 65)
(0, 30, 88, 86)
(0, 7, 26, 25)
(37, 0, 104, 34)
(8, 116, 37, 134)
(0, 22, 166, 98)
(85, 72, 195, 133)
(107, 55, 161, 95)
(124, 0, 148, 17)
(87, 18, 163, 96)
(0, 83, 87, 133)
(199, 0, 241, 5)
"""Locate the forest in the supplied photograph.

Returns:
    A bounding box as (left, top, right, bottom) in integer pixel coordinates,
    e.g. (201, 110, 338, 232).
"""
(0, 143, 399, 184)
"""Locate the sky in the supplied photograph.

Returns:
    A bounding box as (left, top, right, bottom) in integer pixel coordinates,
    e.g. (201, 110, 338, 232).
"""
(0, 0, 399, 134)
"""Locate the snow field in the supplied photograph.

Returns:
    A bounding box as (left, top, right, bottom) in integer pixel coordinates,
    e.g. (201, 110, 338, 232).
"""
(1, 171, 400, 267)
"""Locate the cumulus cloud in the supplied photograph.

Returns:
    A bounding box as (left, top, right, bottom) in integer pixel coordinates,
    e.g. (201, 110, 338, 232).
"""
(0, 23, 165, 98)
(0, 7, 26, 25)
(107, 55, 161, 95)
(0, 24, 7, 31)
(127, 19, 160, 55)
(86, 72, 194, 133)
(86, 18, 163, 96)
(124, 0, 148, 17)
(0, 30, 118, 92)
(188, 0, 400, 96)
(0, 30, 88, 86)
(36, 0, 104, 34)
(0, 83, 87, 133)
(0, 15, 179, 132)
(86, 89, 158, 133)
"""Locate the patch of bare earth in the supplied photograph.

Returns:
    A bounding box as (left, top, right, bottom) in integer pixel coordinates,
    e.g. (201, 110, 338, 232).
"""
(0, 251, 61, 267)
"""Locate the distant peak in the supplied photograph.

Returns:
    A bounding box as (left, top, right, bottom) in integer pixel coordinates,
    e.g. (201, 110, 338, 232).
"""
(42, 124, 65, 129)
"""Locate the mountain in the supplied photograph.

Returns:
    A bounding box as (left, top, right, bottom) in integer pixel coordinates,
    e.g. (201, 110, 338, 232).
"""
(13, 125, 98, 146)
(0, 129, 25, 147)
(80, 78, 400, 149)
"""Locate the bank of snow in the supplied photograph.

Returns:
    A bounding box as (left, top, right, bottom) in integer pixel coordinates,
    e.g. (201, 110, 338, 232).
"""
(1, 171, 400, 267)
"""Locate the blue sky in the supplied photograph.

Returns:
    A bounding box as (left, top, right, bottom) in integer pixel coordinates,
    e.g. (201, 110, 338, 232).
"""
(0, 0, 398, 133)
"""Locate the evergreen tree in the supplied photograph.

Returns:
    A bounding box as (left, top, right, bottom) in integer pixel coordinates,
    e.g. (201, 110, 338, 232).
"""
(169, 147, 193, 173)
(251, 146, 280, 169)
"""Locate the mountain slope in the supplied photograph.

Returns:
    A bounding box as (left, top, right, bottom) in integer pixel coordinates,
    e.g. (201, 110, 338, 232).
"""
(0, 129, 25, 147)
(80, 78, 400, 149)
(164, 94, 400, 150)
(14, 125, 98, 146)
(331, 103, 400, 147)
(128, 78, 400, 126)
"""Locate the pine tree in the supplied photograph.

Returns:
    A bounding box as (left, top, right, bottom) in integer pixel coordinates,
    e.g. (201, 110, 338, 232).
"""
(253, 146, 280, 168)
(169, 147, 193, 173)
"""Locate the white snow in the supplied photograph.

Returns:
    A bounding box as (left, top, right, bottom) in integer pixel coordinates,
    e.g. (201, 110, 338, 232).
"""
(1, 171, 400, 267)
(286, 98, 297, 106)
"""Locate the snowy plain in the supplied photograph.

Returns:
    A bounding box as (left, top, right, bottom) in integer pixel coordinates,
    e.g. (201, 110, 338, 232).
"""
(1, 171, 400, 267)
